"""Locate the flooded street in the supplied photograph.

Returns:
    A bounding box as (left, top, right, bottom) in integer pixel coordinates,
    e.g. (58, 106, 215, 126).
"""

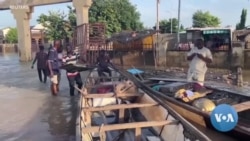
(0, 54, 87, 141)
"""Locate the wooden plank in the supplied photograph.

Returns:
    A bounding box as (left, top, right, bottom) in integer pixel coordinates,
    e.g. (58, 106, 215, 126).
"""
(85, 81, 120, 88)
(166, 101, 207, 127)
(146, 136, 161, 141)
(83, 103, 158, 112)
(83, 93, 142, 98)
(136, 94, 169, 134)
(135, 128, 141, 141)
(233, 101, 250, 112)
(147, 77, 188, 82)
(119, 109, 125, 123)
(82, 120, 178, 133)
(87, 76, 122, 79)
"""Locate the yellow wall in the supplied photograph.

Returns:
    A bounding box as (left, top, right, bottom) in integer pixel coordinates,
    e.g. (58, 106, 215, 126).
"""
(142, 35, 154, 50)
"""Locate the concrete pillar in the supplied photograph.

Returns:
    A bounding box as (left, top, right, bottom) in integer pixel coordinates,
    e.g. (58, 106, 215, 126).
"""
(35, 38, 39, 47)
(11, 7, 33, 62)
(73, 0, 92, 64)
(73, 0, 92, 25)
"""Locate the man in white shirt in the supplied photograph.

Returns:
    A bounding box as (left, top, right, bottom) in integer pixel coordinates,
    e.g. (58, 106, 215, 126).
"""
(187, 38, 213, 86)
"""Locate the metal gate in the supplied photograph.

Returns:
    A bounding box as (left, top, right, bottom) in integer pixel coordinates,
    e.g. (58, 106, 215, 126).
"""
(73, 23, 106, 65)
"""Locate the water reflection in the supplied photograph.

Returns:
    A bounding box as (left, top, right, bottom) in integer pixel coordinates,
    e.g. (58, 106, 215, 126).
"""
(0, 54, 80, 140)
(44, 97, 79, 141)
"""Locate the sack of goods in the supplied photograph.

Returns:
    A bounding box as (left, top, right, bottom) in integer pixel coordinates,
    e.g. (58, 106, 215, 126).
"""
(174, 89, 207, 102)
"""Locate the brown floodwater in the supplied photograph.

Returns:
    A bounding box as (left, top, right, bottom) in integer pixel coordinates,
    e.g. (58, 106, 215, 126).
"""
(0, 54, 87, 141)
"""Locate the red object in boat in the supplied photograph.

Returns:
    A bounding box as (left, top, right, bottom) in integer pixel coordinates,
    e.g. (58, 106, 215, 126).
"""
(97, 86, 113, 93)
(193, 83, 203, 91)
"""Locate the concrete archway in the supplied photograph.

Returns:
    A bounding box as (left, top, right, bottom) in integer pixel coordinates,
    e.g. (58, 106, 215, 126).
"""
(0, 0, 92, 61)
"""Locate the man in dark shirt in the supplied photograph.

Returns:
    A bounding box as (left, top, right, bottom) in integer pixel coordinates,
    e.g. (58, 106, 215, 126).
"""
(96, 50, 112, 78)
(47, 40, 60, 95)
(62, 50, 83, 96)
(31, 45, 48, 83)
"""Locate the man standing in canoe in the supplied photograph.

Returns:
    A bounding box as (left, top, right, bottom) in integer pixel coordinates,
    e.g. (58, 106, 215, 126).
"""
(187, 38, 213, 87)
(96, 49, 112, 78)
(47, 40, 61, 95)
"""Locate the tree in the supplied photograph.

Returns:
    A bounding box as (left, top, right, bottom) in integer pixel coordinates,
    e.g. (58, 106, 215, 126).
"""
(67, 5, 77, 36)
(5, 28, 18, 43)
(192, 10, 221, 27)
(236, 9, 247, 30)
(37, 11, 70, 40)
(180, 24, 185, 31)
(153, 18, 183, 33)
(71, 0, 143, 36)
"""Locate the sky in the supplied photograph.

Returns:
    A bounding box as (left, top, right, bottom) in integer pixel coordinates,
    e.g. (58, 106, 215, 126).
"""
(0, 0, 250, 29)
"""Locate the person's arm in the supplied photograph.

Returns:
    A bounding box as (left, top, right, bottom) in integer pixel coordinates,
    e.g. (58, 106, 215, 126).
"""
(47, 60, 53, 76)
(197, 49, 213, 63)
(187, 49, 196, 61)
(31, 53, 38, 69)
(62, 56, 68, 65)
(47, 50, 54, 77)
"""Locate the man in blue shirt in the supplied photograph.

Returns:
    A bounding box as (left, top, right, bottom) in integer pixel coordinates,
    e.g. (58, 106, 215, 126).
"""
(47, 40, 60, 95)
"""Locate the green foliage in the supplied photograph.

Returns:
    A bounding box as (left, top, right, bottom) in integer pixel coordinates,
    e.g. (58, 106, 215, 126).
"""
(67, 5, 77, 36)
(192, 10, 221, 27)
(37, 0, 143, 38)
(153, 18, 183, 33)
(236, 9, 247, 30)
(5, 28, 18, 43)
(37, 11, 70, 40)
(89, 0, 143, 36)
(66, 0, 144, 36)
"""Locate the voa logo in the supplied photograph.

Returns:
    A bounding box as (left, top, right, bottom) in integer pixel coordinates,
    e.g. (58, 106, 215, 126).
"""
(210, 104, 238, 132)
(214, 113, 235, 123)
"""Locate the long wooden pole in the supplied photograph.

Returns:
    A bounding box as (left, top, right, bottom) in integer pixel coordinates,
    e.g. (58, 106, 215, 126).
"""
(155, 0, 160, 69)
(156, 0, 159, 31)
(177, 0, 181, 44)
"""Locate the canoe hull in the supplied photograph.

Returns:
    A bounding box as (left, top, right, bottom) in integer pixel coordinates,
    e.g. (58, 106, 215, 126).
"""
(140, 77, 250, 140)
(76, 67, 212, 141)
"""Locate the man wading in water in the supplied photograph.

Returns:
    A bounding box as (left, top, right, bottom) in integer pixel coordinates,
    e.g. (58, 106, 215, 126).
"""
(47, 40, 61, 95)
(187, 38, 213, 87)
(31, 45, 48, 83)
(62, 49, 83, 96)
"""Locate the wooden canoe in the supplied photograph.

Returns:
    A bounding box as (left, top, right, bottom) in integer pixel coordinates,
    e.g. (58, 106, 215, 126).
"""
(75, 67, 212, 141)
(122, 70, 250, 141)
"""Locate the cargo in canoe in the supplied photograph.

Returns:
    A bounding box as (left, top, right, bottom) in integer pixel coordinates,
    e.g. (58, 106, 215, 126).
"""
(75, 67, 212, 141)
(123, 69, 250, 141)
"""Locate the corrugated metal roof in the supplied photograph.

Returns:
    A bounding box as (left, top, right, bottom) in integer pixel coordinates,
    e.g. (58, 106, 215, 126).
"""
(187, 27, 233, 31)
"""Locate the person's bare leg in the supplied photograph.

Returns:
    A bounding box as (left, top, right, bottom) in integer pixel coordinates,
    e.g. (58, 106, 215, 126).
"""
(56, 84, 59, 92)
(56, 73, 61, 92)
(50, 75, 59, 95)
(51, 84, 58, 95)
